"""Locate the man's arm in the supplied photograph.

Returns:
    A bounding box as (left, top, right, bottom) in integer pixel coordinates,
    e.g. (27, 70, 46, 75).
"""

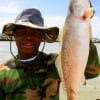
(0, 64, 8, 99)
(85, 42, 100, 79)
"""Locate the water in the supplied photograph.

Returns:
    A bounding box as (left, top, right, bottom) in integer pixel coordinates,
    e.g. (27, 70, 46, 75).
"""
(0, 41, 60, 63)
(0, 41, 100, 99)
(1, 41, 100, 63)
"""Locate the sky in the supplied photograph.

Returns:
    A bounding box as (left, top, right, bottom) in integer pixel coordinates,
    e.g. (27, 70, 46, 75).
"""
(0, 0, 100, 39)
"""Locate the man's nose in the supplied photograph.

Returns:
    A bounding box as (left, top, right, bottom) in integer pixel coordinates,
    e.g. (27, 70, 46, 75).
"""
(25, 33, 33, 39)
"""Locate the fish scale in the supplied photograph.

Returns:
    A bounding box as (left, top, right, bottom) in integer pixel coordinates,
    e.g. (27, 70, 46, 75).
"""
(60, 0, 94, 100)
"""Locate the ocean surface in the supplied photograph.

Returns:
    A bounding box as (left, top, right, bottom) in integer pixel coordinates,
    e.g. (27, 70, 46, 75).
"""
(0, 41, 100, 100)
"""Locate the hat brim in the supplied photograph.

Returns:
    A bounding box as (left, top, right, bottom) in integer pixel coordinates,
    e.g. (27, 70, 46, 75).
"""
(2, 22, 59, 43)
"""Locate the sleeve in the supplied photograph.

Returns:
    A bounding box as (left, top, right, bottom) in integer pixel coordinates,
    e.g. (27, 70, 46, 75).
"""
(85, 42, 100, 79)
(0, 64, 7, 99)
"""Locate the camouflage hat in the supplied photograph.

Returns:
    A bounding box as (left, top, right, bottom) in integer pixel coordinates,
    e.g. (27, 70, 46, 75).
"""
(2, 8, 59, 43)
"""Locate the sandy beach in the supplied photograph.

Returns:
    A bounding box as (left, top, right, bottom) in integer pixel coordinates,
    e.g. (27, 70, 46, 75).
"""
(78, 43, 100, 100)
(78, 75, 100, 100)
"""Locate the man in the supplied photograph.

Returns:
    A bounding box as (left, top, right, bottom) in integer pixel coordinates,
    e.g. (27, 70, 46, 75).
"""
(0, 8, 60, 100)
(0, 8, 100, 100)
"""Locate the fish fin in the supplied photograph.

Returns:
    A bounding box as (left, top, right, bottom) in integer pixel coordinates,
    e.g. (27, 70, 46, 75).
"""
(81, 8, 94, 20)
(89, 22, 92, 39)
(80, 75, 86, 85)
(83, 80, 87, 85)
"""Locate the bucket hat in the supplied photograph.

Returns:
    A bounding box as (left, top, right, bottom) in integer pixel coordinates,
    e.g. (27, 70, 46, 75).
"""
(2, 8, 59, 43)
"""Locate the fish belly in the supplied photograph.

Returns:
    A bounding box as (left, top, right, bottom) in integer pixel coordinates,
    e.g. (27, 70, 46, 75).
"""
(61, 16, 90, 100)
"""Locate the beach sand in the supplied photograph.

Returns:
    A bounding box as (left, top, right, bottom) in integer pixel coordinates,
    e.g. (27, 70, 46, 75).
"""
(78, 75, 100, 100)
(78, 43, 100, 100)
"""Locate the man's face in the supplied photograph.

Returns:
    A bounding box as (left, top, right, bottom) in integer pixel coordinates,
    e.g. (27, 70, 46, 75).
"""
(13, 26, 43, 59)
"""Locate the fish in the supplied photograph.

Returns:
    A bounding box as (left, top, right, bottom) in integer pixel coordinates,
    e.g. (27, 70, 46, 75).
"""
(60, 0, 94, 100)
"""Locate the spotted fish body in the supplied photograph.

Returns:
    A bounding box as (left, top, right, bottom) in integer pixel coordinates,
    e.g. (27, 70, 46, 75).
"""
(60, 0, 94, 100)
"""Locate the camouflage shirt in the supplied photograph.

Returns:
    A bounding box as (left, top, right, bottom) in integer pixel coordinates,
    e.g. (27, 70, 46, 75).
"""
(0, 52, 60, 100)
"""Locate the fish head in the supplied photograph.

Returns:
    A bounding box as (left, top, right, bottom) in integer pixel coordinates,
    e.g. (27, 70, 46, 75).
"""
(69, 0, 95, 20)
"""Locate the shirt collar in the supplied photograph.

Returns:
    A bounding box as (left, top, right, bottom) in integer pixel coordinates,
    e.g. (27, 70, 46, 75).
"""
(18, 53, 39, 62)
